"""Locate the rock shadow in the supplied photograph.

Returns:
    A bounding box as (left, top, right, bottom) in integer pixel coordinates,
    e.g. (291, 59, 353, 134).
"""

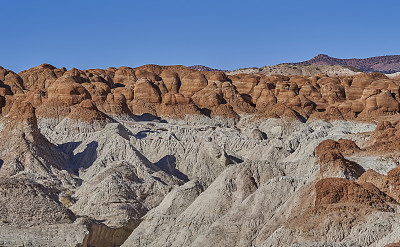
(227, 155, 244, 164)
(133, 113, 167, 123)
(59, 141, 98, 174)
(135, 130, 156, 139)
(58, 142, 82, 154)
(200, 108, 212, 117)
(155, 155, 189, 182)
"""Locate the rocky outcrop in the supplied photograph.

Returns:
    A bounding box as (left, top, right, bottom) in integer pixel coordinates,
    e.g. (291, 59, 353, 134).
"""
(295, 54, 400, 73)
(17, 64, 64, 90)
(357, 166, 400, 202)
(367, 120, 400, 154)
(0, 101, 71, 181)
(113, 67, 137, 86)
(0, 66, 25, 94)
(2, 64, 400, 123)
(315, 139, 365, 180)
(3, 63, 400, 246)
(0, 178, 76, 226)
(46, 80, 91, 106)
(68, 99, 111, 124)
(160, 70, 180, 93)
(315, 178, 397, 212)
(133, 79, 162, 103)
(348, 72, 389, 100)
(191, 82, 223, 108)
(188, 65, 225, 72)
(179, 71, 208, 98)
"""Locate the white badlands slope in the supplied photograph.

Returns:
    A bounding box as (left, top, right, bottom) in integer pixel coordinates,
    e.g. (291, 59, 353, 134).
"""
(1, 113, 400, 247)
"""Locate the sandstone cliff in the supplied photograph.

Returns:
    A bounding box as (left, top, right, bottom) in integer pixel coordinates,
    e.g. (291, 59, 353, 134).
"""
(1, 64, 400, 123)
(1, 64, 400, 247)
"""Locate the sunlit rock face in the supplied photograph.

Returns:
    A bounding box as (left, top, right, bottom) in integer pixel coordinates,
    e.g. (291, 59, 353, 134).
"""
(1, 64, 400, 246)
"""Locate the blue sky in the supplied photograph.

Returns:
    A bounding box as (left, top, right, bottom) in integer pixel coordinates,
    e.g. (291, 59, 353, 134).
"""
(1, 0, 399, 72)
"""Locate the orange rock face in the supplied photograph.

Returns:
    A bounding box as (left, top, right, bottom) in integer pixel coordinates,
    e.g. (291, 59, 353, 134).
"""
(113, 67, 137, 86)
(356, 165, 400, 203)
(17, 64, 64, 90)
(385, 242, 400, 247)
(315, 178, 396, 212)
(1, 63, 400, 122)
(160, 71, 180, 93)
(191, 82, 223, 108)
(133, 79, 162, 104)
(179, 72, 208, 98)
(47, 81, 91, 106)
(68, 99, 111, 123)
(229, 74, 260, 96)
(347, 72, 389, 100)
(315, 139, 364, 179)
(3, 63, 400, 246)
(162, 93, 190, 105)
(0, 67, 24, 95)
(3, 101, 38, 128)
(367, 120, 400, 154)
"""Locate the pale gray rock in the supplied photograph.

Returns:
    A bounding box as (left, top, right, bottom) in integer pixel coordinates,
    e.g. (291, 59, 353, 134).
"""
(122, 180, 205, 246)
(3, 111, 399, 247)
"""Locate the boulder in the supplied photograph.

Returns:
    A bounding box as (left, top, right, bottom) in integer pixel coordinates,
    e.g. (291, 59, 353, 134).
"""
(315, 139, 365, 180)
(160, 70, 180, 93)
(191, 82, 223, 108)
(133, 79, 161, 103)
(316, 178, 396, 212)
(114, 67, 137, 86)
(18, 64, 64, 90)
(347, 72, 388, 100)
(179, 72, 208, 98)
(47, 81, 91, 106)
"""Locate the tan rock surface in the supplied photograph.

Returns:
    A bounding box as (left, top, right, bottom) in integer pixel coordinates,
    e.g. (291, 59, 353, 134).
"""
(179, 71, 208, 98)
(133, 79, 162, 103)
(315, 178, 396, 211)
(114, 66, 137, 86)
(315, 139, 365, 180)
(2, 64, 400, 246)
(0, 178, 76, 226)
(2, 65, 400, 123)
(18, 64, 64, 90)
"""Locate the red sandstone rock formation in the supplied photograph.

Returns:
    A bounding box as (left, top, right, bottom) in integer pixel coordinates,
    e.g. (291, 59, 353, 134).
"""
(179, 71, 208, 98)
(367, 120, 400, 154)
(357, 166, 400, 202)
(315, 139, 364, 179)
(0, 101, 67, 177)
(1, 64, 400, 123)
(315, 178, 396, 212)
(3, 63, 400, 247)
(68, 99, 111, 123)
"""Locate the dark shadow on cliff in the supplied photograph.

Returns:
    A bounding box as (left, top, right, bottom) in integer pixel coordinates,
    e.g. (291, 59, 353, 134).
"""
(58, 141, 98, 175)
(227, 155, 244, 164)
(135, 130, 156, 139)
(58, 142, 82, 155)
(155, 155, 189, 182)
(200, 108, 212, 117)
(133, 113, 167, 123)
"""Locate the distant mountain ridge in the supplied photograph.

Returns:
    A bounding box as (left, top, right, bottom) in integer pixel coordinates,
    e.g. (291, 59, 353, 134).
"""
(293, 54, 400, 73)
(188, 65, 226, 72)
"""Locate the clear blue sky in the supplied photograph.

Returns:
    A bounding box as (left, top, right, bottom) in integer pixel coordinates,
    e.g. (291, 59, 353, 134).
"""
(1, 0, 399, 72)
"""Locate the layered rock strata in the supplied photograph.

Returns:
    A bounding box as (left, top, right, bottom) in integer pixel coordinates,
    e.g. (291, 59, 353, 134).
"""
(1, 64, 400, 246)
